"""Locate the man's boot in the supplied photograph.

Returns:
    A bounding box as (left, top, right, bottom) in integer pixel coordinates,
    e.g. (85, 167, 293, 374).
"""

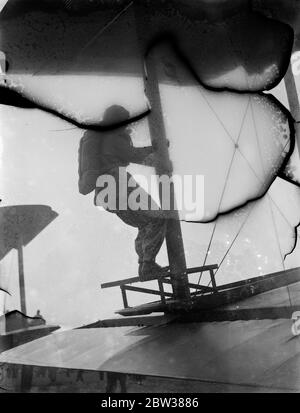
(140, 261, 168, 281)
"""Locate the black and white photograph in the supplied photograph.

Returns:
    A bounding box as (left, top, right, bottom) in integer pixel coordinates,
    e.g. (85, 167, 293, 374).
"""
(0, 0, 300, 396)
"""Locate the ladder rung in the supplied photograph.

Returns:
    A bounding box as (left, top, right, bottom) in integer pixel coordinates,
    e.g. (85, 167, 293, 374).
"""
(102, 276, 141, 289)
(162, 278, 214, 293)
(186, 264, 218, 274)
(101, 274, 169, 289)
(124, 285, 173, 297)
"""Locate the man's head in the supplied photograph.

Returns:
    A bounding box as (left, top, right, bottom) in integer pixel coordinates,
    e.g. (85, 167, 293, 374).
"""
(103, 105, 130, 125)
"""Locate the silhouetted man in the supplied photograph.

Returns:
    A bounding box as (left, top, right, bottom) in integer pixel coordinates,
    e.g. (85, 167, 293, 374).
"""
(78, 105, 167, 281)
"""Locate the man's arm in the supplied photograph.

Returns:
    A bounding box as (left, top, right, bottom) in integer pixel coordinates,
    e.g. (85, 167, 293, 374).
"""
(112, 135, 153, 165)
(112, 133, 171, 169)
(126, 139, 169, 166)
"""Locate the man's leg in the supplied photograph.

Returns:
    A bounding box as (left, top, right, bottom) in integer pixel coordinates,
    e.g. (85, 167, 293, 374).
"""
(140, 218, 168, 280)
(116, 211, 167, 279)
(115, 209, 167, 279)
(142, 219, 167, 263)
(113, 209, 146, 274)
(96, 168, 167, 278)
(116, 170, 167, 278)
(135, 226, 145, 264)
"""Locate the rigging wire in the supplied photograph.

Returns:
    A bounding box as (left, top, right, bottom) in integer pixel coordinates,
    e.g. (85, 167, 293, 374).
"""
(32, 1, 134, 77)
(209, 139, 291, 284)
(205, 196, 262, 291)
(48, 127, 79, 132)
(251, 96, 294, 308)
(195, 85, 291, 285)
(195, 98, 292, 293)
(74, 1, 134, 59)
(215, 206, 255, 276)
(267, 195, 293, 307)
(197, 97, 251, 285)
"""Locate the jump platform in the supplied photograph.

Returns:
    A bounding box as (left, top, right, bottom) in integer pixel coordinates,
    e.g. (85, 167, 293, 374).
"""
(101, 266, 300, 317)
